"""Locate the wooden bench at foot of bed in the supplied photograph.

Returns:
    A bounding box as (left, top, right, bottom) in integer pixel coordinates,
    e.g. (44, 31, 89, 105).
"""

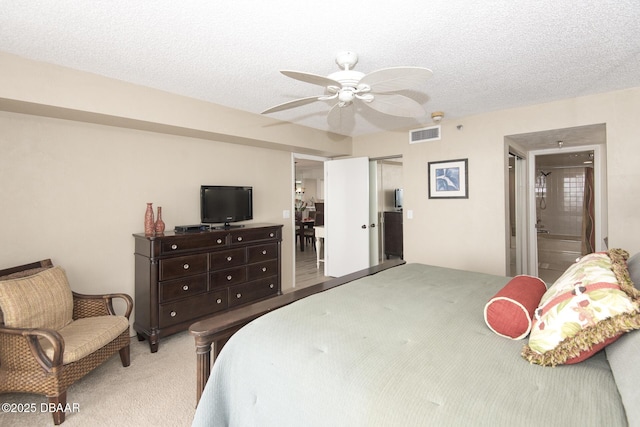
(189, 259, 406, 404)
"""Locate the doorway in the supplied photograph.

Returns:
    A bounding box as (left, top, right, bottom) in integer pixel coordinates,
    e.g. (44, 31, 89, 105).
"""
(371, 157, 404, 264)
(505, 123, 607, 280)
(291, 154, 403, 287)
(292, 154, 328, 289)
(534, 150, 596, 283)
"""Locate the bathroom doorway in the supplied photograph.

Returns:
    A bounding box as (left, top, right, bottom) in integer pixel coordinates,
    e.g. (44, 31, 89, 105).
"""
(534, 150, 595, 283)
(505, 123, 607, 281)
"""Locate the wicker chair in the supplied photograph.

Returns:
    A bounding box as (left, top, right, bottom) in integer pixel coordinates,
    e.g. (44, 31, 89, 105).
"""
(0, 259, 133, 425)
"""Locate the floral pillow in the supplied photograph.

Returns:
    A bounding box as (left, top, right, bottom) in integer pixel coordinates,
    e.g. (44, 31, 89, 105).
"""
(522, 249, 640, 366)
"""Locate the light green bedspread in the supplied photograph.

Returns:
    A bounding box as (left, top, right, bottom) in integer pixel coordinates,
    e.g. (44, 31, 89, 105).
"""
(192, 263, 626, 426)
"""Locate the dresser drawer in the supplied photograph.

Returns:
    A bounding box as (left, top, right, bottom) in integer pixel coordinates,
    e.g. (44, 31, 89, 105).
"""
(210, 266, 247, 289)
(247, 243, 278, 263)
(159, 274, 207, 303)
(247, 259, 279, 281)
(159, 290, 227, 328)
(133, 223, 282, 352)
(159, 254, 208, 281)
(210, 248, 246, 270)
(229, 227, 279, 245)
(159, 233, 228, 255)
(228, 277, 279, 308)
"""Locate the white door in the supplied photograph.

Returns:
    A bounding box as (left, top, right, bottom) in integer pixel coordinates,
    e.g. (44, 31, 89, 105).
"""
(325, 157, 370, 277)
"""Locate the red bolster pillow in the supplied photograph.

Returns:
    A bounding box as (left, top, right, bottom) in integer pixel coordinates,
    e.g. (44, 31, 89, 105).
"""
(484, 275, 547, 340)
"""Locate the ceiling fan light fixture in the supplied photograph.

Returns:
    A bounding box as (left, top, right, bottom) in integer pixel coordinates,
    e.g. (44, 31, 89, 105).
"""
(338, 89, 355, 104)
(262, 52, 433, 124)
(431, 111, 444, 123)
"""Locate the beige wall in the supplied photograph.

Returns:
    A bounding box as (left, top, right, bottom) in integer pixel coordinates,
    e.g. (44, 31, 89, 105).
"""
(0, 52, 353, 308)
(0, 111, 295, 297)
(2, 51, 639, 298)
(376, 161, 403, 212)
(0, 52, 351, 157)
(353, 87, 640, 275)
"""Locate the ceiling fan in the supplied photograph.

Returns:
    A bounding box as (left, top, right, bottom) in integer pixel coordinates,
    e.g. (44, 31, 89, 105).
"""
(261, 51, 433, 127)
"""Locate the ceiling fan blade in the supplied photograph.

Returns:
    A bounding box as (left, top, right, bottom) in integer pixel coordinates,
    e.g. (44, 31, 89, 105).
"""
(261, 96, 322, 114)
(281, 70, 341, 88)
(360, 67, 433, 93)
(327, 103, 355, 132)
(364, 93, 426, 118)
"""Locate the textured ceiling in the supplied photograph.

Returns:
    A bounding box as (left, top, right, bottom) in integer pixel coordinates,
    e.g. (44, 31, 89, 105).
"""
(1, 1, 639, 137)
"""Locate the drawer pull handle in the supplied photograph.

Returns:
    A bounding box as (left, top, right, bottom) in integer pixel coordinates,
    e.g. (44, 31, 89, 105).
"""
(182, 285, 189, 291)
(183, 263, 190, 270)
(236, 293, 242, 299)
(237, 236, 243, 242)
(269, 233, 274, 237)
(269, 283, 274, 289)
(216, 298, 222, 304)
(170, 311, 177, 317)
(262, 250, 267, 255)
(262, 267, 267, 272)
(227, 275, 233, 281)
(227, 256, 233, 262)
(171, 244, 178, 250)
(217, 239, 223, 244)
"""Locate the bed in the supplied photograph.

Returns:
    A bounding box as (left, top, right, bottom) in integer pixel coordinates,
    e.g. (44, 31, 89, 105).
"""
(191, 251, 640, 426)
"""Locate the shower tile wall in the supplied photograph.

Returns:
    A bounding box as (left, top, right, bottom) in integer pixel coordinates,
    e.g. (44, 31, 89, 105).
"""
(536, 167, 585, 236)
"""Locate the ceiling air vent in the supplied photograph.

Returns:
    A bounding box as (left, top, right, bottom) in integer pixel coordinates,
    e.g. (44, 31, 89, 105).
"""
(409, 125, 441, 144)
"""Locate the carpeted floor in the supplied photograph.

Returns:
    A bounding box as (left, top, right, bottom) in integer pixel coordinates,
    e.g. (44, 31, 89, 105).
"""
(0, 331, 197, 426)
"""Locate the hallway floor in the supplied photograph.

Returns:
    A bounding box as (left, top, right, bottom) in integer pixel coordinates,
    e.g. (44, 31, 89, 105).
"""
(294, 244, 328, 289)
(294, 244, 404, 290)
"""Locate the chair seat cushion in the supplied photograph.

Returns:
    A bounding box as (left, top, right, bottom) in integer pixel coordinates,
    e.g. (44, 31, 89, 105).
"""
(40, 315, 129, 364)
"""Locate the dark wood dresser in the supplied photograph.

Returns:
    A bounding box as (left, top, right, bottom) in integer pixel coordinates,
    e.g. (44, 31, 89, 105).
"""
(133, 223, 282, 352)
(383, 211, 403, 259)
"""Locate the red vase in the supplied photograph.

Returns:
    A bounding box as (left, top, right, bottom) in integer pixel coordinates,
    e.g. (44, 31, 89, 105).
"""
(155, 206, 165, 234)
(144, 203, 155, 235)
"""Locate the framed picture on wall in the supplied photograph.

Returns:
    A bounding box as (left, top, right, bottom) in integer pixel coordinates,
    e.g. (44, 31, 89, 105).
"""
(428, 158, 468, 199)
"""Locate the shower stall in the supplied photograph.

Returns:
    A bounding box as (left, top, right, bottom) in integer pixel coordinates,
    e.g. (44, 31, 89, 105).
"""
(535, 150, 595, 283)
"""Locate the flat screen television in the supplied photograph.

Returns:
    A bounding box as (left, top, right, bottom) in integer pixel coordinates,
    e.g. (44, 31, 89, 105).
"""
(394, 188, 403, 210)
(200, 185, 253, 228)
